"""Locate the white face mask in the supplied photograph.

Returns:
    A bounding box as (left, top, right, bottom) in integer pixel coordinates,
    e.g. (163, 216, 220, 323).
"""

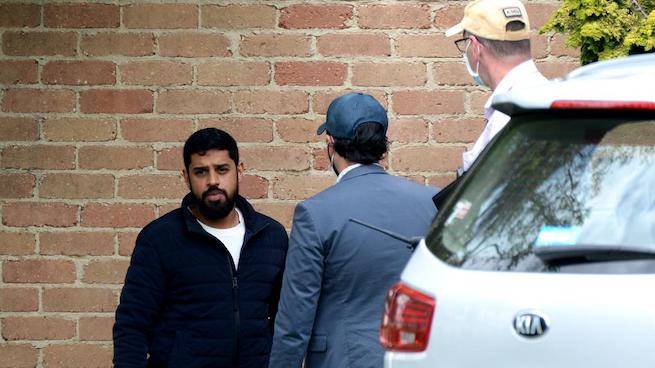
(464, 41, 485, 86)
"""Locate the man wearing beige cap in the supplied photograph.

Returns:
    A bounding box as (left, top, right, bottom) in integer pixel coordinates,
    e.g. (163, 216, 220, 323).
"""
(446, 0, 547, 174)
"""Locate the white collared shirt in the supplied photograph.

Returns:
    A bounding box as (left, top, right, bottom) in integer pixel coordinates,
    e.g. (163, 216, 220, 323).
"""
(461, 60, 547, 173)
(336, 163, 362, 183)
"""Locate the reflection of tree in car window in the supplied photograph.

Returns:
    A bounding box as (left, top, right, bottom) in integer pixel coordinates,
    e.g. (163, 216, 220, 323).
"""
(428, 117, 655, 272)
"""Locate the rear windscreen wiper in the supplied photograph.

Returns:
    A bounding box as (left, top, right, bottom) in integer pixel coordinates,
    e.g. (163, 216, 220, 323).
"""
(534, 244, 655, 263)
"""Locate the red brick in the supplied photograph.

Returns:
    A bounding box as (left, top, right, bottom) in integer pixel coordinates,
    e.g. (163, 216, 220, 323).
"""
(2, 31, 76, 56)
(276, 118, 322, 143)
(40, 173, 114, 199)
(198, 61, 270, 86)
(1, 145, 75, 169)
(536, 60, 578, 79)
(118, 231, 138, 256)
(80, 89, 154, 114)
(3, 202, 77, 227)
(391, 146, 464, 172)
(240, 175, 268, 200)
(433, 118, 485, 143)
(434, 4, 465, 30)
(0, 288, 38, 311)
(45, 3, 119, 28)
(118, 174, 186, 199)
(280, 4, 352, 29)
(199, 118, 273, 143)
(120, 61, 192, 86)
(234, 90, 308, 114)
(79, 317, 114, 341)
(428, 175, 456, 189)
(0, 344, 38, 368)
(252, 202, 296, 229)
(359, 4, 431, 29)
(124, 4, 197, 29)
(275, 62, 347, 86)
(0, 232, 35, 256)
(0, 117, 38, 141)
(82, 32, 156, 57)
(396, 34, 461, 58)
(159, 32, 231, 57)
(0, 60, 38, 84)
(402, 175, 427, 185)
(3, 259, 76, 283)
(241, 147, 311, 171)
(44, 288, 117, 312)
(312, 147, 330, 171)
(273, 175, 333, 200)
(121, 118, 193, 142)
(433, 62, 472, 86)
(43, 61, 115, 86)
(2, 317, 75, 340)
(79, 146, 153, 170)
(156, 146, 183, 171)
(317, 33, 390, 56)
(525, 3, 560, 30)
(551, 34, 580, 58)
(202, 5, 276, 29)
(43, 344, 113, 368)
(312, 90, 388, 114)
(470, 90, 491, 114)
(83, 260, 129, 284)
(352, 62, 426, 87)
(43, 118, 116, 142)
(388, 119, 429, 143)
(157, 90, 230, 114)
(0, 3, 40, 27)
(2, 89, 75, 113)
(158, 204, 179, 217)
(40, 232, 115, 256)
(531, 32, 549, 59)
(392, 90, 465, 115)
(0, 174, 35, 198)
(240, 34, 311, 57)
(81, 203, 156, 228)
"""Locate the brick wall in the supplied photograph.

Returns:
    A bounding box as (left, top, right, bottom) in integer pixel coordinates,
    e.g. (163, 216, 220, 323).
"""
(0, 1, 577, 366)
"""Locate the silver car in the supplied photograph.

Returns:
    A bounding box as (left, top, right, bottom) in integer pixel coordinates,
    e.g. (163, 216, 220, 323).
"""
(382, 54, 655, 368)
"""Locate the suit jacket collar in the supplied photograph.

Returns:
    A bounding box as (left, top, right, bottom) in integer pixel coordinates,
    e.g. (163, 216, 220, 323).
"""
(338, 164, 386, 183)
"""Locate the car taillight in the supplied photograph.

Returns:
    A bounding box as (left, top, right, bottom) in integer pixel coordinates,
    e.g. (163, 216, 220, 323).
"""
(551, 100, 655, 110)
(380, 282, 435, 352)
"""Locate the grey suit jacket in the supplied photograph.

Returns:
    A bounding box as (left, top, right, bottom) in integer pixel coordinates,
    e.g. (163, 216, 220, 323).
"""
(269, 165, 438, 368)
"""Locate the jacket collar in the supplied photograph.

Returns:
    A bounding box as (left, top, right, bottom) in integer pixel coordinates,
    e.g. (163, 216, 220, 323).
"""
(338, 164, 386, 183)
(181, 193, 268, 242)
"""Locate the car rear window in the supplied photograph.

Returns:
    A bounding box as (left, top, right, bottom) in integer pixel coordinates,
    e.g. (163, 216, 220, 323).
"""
(425, 112, 655, 273)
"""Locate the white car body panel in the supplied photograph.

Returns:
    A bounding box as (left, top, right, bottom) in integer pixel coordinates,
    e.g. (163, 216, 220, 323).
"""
(386, 240, 655, 368)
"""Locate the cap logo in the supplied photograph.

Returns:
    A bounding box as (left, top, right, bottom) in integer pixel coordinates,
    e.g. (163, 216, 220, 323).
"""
(503, 7, 522, 18)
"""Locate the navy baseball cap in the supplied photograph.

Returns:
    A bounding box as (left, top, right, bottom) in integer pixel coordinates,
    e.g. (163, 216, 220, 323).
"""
(316, 92, 388, 139)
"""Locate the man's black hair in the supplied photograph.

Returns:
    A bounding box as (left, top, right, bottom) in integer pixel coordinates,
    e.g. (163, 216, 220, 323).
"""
(332, 122, 388, 164)
(183, 128, 239, 169)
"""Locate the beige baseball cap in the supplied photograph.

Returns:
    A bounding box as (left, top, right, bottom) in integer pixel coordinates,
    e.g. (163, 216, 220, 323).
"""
(445, 0, 530, 41)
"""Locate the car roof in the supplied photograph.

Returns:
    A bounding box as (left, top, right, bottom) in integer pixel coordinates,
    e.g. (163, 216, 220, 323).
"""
(493, 53, 655, 116)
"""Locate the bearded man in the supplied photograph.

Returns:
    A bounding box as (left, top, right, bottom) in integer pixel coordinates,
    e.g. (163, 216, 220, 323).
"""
(113, 128, 288, 368)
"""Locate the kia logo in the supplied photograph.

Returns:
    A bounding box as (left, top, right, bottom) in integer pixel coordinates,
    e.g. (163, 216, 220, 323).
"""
(513, 311, 549, 338)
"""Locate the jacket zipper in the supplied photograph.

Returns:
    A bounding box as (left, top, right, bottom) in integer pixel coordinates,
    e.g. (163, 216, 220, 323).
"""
(226, 251, 240, 367)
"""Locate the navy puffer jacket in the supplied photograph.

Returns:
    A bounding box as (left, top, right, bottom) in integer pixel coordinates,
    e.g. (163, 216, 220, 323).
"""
(113, 194, 288, 368)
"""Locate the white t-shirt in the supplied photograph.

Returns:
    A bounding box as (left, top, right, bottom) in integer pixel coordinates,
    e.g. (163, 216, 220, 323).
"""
(197, 208, 246, 269)
(461, 60, 548, 173)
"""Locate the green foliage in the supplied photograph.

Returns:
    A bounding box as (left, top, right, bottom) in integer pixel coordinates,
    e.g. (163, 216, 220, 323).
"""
(541, 0, 655, 64)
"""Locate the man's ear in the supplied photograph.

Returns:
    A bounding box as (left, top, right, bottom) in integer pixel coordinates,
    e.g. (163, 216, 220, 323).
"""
(236, 162, 244, 182)
(326, 135, 335, 146)
(182, 168, 191, 190)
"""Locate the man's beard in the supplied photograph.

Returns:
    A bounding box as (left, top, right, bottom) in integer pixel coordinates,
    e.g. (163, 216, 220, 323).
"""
(194, 185, 238, 221)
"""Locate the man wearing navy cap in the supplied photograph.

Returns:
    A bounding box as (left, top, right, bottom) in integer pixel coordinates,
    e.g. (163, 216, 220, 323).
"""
(268, 93, 438, 368)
